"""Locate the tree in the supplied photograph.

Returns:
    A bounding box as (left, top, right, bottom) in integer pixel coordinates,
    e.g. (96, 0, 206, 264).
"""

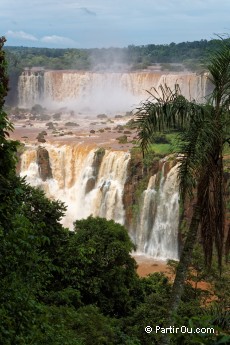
(135, 38, 230, 344)
(0, 36, 18, 177)
(0, 37, 71, 342)
(0, 36, 46, 344)
(63, 216, 143, 317)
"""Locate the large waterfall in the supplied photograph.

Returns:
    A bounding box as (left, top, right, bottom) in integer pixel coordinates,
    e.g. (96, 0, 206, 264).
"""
(18, 70, 209, 111)
(20, 143, 179, 260)
(16, 68, 187, 260)
(20, 144, 130, 228)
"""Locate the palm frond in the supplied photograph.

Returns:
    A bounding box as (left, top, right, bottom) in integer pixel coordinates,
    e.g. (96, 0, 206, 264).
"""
(177, 105, 220, 200)
(135, 84, 202, 153)
(207, 40, 230, 109)
(176, 104, 224, 267)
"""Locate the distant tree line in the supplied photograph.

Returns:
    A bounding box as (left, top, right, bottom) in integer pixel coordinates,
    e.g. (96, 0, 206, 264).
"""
(4, 38, 230, 74)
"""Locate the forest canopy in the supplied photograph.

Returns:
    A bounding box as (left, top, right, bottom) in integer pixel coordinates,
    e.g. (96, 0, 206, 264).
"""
(5, 37, 230, 73)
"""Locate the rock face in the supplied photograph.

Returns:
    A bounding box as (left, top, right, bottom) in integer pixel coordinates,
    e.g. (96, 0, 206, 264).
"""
(37, 146, 52, 181)
(123, 151, 156, 228)
(84, 148, 105, 194)
(123, 151, 176, 229)
(123, 151, 180, 259)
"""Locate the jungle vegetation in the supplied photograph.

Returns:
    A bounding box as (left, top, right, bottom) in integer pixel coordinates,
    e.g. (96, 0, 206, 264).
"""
(0, 35, 230, 344)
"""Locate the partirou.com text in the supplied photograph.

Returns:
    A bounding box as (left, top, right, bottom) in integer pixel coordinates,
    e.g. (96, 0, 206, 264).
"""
(145, 325, 215, 334)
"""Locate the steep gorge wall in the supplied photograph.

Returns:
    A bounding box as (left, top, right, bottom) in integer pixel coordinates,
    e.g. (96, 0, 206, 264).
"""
(123, 152, 179, 259)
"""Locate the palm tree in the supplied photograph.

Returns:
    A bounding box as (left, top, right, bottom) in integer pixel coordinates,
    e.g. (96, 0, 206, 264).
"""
(135, 39, 230, 344)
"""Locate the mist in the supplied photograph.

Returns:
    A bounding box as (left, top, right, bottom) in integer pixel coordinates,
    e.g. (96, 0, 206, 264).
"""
(88, 47, 131, 72)
(18, 69, 142, 115)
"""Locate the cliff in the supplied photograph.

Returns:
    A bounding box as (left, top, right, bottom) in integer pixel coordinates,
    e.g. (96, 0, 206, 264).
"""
(18, 70, 210, 112)
(37, 146, 53, 181)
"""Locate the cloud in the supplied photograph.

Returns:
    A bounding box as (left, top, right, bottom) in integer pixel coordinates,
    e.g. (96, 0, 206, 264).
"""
(41, 35, 77, 45)
(6, 30, 38, 41)
(3, 0, 230, 48)
(5, 29, 77, 47)
(80, 7, 96, 16)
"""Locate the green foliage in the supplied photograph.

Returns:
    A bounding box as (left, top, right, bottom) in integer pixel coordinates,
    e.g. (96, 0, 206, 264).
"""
(124, 273, 230, 345)
(172, 314, 230, 345)
(31, 103, 44, 114)
(0, 37, 19, 177)
(116, 134, 128, 143)
(52, 112, 61, 120)
(36, 305, 114, 345)
(70, 217, 142, 316)
(5, 46, 91, 72)
(210, 264, 230, 306)
(65, 121, 79, 127)
(124, 273, 171, 345)
(143, 149, 164, 166)
(95, 147, 105, 156)
(153, 134, 170, 144)
(0, 47, 70, 336)
(33, 304, 140, 345)
(0, 181, 69, 343)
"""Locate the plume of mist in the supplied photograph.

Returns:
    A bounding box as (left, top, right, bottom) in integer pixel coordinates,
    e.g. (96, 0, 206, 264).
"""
(88, 47, 131, 72)
(42, 78, 139, 116)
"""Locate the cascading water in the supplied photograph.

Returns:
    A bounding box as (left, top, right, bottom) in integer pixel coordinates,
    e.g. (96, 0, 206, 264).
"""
(20, 143, 180, 260)
(15, 68, 208, 261)
(18, 70, 209, 111)
(20, 144, 130, 229)
(18, 70, 44, 107)
(134, 162, 179, 260)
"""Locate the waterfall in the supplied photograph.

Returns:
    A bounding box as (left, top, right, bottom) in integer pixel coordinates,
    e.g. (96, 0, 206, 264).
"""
(18, 70, 209, 110)
(20, 144, 130, 229)
(135, 163, 179, 260)
(18, 70, 44, 107)
(20, 143, 179, 260)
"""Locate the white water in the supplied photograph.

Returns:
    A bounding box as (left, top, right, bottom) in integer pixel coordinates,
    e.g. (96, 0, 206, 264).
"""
(18, 70, 209, 112)
(135, 163, 179, 260)
(20, 144, 180, 260)
(20, 144, 130, 229)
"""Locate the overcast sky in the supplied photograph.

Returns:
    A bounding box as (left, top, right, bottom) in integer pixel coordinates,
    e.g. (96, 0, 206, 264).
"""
(1, 0, 230, 49)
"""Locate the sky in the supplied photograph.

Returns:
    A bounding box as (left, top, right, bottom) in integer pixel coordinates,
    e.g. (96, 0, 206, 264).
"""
(1, 0, 230, 49)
